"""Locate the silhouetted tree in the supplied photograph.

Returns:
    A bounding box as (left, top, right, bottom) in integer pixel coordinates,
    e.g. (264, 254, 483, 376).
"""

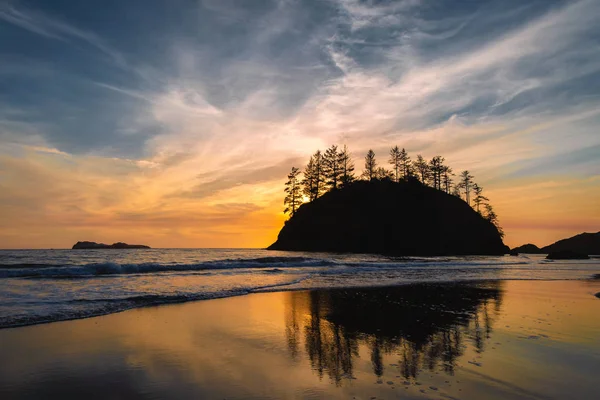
(399, 148, 412, 180)
(303, 151, 325, 201)
(362, 149, 377, 181)
(414, 154, 429, 184)
(338, 145, 356, 188)
(323, 145, 342, 191)
(484, 203, 504, 238)
(284, 167, 303, 216)
(389, 146, 402, 183)
(472, 184, 488, 214)
(442, 166, 454, 193)
(375, 167, 393, 181)
(459, 170, 474, 205)
(451, 186, 461, 197)
(302, 156, 316, 201)
(429, 156, 445, 190)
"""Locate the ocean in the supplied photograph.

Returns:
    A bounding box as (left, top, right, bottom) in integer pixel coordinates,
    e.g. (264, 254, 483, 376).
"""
(0, 248, 598, 329)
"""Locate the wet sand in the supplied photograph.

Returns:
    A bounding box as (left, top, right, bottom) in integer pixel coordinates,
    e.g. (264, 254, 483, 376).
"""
(1, 280, 599, 399)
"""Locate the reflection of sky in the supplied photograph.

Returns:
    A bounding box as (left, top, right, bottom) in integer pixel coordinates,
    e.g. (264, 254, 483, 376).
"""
(1, 281, 599, 399)
(1, 0, 599, 248)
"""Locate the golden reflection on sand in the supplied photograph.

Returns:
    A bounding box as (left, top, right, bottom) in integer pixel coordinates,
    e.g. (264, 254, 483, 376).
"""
(0, 280, 599, 399)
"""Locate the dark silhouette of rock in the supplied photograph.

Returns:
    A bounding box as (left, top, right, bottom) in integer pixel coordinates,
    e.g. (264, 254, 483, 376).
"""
(546, 250, 589, 260)
(541, 232, 600, 255)
(72, 241, 150, 249)
(268, 179, 507, 256)
(510, 243, 542, 255)
(595, 292, 600, 299)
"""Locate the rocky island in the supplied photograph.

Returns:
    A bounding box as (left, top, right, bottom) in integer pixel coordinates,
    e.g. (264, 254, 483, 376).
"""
(268, 179, 507, 256)
(72, 241, 151, 249)
(511, 231, 599, 258)
(509, 243, 542, 255)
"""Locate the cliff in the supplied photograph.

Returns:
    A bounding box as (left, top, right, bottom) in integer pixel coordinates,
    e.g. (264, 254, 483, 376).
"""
(511, 232, 600, 256)
(541, 232, 600, 255)
(268, 179, 507, 256)
(72, 241, 151, 249)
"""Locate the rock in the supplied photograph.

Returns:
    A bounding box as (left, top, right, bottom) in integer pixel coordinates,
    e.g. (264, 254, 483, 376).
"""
(541, 232, 600, 256)
(72, 241, 150, 249)
(268, 179, 507, 256)
(510, 243, 542, 255)
(595, 292, 600, 299)
(545, 250, 589, 260)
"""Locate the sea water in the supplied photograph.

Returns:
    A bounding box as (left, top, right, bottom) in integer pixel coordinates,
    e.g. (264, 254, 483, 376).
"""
(0, 248, 598, 328)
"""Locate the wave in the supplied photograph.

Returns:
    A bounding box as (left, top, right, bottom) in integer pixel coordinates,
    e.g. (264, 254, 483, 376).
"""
(0, 277, 308, 329)
(0, 255, 559, 279)
(0, 256, 338, 278)
(0, 291, 247, 329)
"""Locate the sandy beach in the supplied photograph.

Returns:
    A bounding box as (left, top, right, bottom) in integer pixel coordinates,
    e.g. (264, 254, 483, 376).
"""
(1, 279, 599, 399)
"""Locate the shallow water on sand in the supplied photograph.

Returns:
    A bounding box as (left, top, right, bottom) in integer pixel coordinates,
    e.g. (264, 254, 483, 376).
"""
(0, 280, 598, 399)
(1, 248, 599, 328)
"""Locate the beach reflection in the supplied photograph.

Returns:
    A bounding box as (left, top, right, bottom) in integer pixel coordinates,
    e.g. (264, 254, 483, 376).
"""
(3, 280, 600, 400)
(285, 283, 503, 384)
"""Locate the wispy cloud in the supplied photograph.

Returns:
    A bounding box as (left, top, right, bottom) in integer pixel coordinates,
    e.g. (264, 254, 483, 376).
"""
(0, 3, 127, 66)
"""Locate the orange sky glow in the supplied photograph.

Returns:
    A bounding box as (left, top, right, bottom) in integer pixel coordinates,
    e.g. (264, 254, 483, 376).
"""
(1, 0, 599, 249)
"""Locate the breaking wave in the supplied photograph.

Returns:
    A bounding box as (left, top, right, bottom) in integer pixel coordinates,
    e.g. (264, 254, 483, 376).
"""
(0, 256, 534, 279)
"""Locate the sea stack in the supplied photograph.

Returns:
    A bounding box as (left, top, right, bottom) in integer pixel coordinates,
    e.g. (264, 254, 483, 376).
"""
(268, 179, 507, 256)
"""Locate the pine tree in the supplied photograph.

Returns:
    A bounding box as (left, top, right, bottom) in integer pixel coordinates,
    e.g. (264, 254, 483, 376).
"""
(323, 145, 342, 191)
(429, 156, 445, 190)
(452, 185, 462, 198)
(284, 167, 303, 216)
(311, 150, 325, 199)
(484, 203, 504, 238)
(442, 166, 454, 193)
(362, 149, 377, 181)
(459, 170, 474, 205)
(414, 154, 429, 184)
(389, 146, 401, 183)
(302, 156, 316, 201)
(375, 167, 393, 181)
(302, 151, 325, 201)
(472, 184, 489, 214)
(399, 148, 411, 180)
(338, 144, 356, 188)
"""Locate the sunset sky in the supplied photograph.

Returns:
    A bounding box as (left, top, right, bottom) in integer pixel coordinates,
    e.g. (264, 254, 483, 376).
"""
(1, 0, 599, 249)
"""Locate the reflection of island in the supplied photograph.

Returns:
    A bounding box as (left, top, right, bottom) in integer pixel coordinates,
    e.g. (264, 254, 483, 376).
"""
(285, 282, 503, 385)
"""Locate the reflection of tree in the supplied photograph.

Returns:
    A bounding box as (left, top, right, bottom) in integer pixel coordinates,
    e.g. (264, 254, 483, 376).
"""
(284, 282, 503, 384)
(285, 294, 301, 361)
(286, 292, 359, 384)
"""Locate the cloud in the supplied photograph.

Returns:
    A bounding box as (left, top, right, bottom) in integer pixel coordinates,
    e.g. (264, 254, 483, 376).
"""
(173, 157, 305, 199)
(0, 3, 127, 67)
(1, 0, 599, 247)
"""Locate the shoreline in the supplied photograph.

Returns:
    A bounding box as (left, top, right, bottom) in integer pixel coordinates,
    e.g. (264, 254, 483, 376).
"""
(2, 279, 599, 399)
(2, 276, 599, 331)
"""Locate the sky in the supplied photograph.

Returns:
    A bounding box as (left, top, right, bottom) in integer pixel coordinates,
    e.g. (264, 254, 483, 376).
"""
(1, 0, 599, 249)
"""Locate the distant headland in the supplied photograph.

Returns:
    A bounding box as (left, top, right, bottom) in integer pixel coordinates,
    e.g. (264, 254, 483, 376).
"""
(510, 231, 599, 259)
(72, 241, 151, 249)
(268, 145, 507, 256)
